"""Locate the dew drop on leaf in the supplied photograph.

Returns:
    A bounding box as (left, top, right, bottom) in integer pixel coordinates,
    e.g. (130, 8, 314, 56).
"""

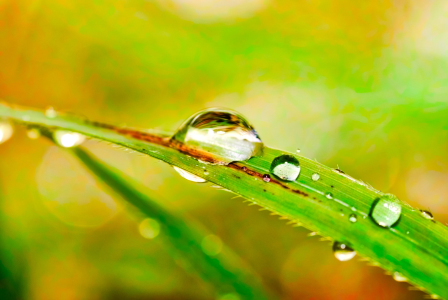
(333, 241, 356, 261)
(370, 194, 402, 228)
(349, 214, 357, 223)
(326, 192, 333, 199)
(45, 106, 57, 118)
(311, 173, 320, 181)
(270, 155, 300, 181)
(203, 170, 209, 176)
(173, 166, 207, 183)
(421, 210, 434, 220)
(171, 108, 263, 164)
(0, 121, 13, 144)
(262, 174, 271, 182)
(53, 130, 85, 148)
(393, 272, 407, 282)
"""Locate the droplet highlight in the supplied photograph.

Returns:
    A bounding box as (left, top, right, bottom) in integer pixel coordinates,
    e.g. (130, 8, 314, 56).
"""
(370, 194, 402, 228)
(201, 234, 223, 256)
(333, 241, 356, 261)
(311, 173, 320, 181)
(421, 210, 433, 220)
(139, 218, 161, 239)
(0, 121, 13, 144)
(173, 166, 206, 183)
(393, 272, 407, 282)
(349, 214, 357, 223)
(53, 130, 85, 148)
(270, 155, 301, 181)
(171, 108, 263, 164)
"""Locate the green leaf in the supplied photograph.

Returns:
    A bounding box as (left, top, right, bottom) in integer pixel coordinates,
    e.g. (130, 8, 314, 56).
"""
(1, 102, 447, 299)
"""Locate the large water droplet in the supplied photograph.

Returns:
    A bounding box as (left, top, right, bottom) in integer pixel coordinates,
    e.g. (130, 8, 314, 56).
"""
(421, 210, 433, 220)
(270, 155, 300, 181)
(171, 108, 263, 164)
(139, 218, 161, 239)
(53, 130, 85, 148)
(333, 241, 356, 261)
(173, 166, 207, 183)
(0, 121, 13, 144)
(370, 194, 402, 228)
(201, 234, 223, 256)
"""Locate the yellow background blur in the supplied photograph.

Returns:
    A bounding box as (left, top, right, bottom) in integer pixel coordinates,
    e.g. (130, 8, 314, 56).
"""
(1, 0, 447, 299)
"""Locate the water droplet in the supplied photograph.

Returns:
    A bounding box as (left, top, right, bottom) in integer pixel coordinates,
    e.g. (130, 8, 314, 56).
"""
(311, 173, 320, 181)
(421, 210, 433, 220)
(333, 242, 356, 261)
(326, 192, 333, 199)
(173, 166, 206, 183)
(393, 272, 407, 282)
(201, 234, 223, 256)
(171, 108, 263, 164)
(270, 155, 300, 181)
(0, 121, 13, 144)
(262, 174, 271, 182)
(242, 166, 247, 171)
(139, 218, 160, 239)
(27, 128, 41, 139)
(296, 149, 301, 153)
(370, 194, 402, 228)
(203, 170, 209, 176)
(349, 214, 357, 223)
(45, 106, 57, 118)
(53, 130, 85, 148)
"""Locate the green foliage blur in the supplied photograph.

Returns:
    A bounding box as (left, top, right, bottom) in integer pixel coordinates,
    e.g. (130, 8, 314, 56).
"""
(0, 0, 447, 299)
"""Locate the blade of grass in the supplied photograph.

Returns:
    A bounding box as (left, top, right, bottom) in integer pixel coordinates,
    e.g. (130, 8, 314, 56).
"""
(68, 146, 273, 300)
(1, 102, 448, 299)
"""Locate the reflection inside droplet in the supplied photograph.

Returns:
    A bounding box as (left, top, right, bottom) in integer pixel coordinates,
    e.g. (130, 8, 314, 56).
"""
(171, 108, 263, 164)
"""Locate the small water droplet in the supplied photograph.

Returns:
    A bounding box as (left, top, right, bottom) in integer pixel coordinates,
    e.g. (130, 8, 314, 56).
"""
(171, 108, 263, 164)
(262, 174, 271, 182)
(26, 128, 40, 140)
(53, 130, 85, 148)
(270, 155, 300, 181)
(203, 170, 209, 176)
(45, 106, 57, 118)
(296, 149, 301, 153)
(406, 231, 410, 235)
(0, 121, 13, 144)
(420, 210, 433, 220)
(351, 207, 357, 212)
(311, 173, 320, 181)
(326, 192, 333, 199)
(242, 166, 247, 171)
(201, 234, 223, 256)
(370, 194, 402, 228)
(173, 166, 207, 183)
(349, 214, 357, 223)
(139, 218, 160, 239)
(393, 272, 407, 282)
(333, 242, 356, 261)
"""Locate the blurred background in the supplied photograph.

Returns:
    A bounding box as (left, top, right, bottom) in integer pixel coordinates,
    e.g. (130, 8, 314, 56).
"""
(0, 0, 447, 299)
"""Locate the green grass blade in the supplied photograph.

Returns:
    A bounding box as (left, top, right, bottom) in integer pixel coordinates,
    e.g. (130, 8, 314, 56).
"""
(1, 102, 447, 299)
(69, 146, 273, 300)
